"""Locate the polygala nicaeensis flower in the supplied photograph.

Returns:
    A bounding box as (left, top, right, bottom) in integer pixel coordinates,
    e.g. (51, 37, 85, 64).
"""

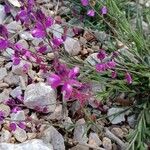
(81, 0, 89, 6)
(125, 72, 132, 84)
(87, 9, 95, 17)
(101, 6, 108, 15)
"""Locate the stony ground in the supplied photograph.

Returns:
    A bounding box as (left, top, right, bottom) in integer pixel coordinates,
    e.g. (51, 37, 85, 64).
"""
(0, 0, 150, 150)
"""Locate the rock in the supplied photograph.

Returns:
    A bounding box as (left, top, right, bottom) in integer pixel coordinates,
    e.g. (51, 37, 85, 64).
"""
(47, 104, 64, 120)
(63, 117, 73, 131)
(94, 31, 110, 43)
(2, 48, 14, 59)
(64, 37, 81, 56)
(5, 62, 12, 70)
(27, 132, 37, 140)
(4, 72, 20, 86)
(73, 118, 88, 144)
(10, 86, 22, 98)
(7, 0, 21, 7)
(51, 24, 63, 38)
(0, 68, 7, 81)
(0, 104, 10, 117)
(107, 107, 127, 124)
(13, 126, 27, 142)
(32, 38, 43, 46)
(111, 128, 124, 139)
(41, 126, 65, 150)
(127, 115, 136, 128)
(0, 5, 6, 24)
(10, 110, 26, 121)
(85, 53, 100, 66)
(0, 139, 53, 150)
(71, 144, 89, 150)
(24, 82, 57, 113)
(12, 60, 32, 75)
(0, 89, 10, 102)
(7, 21, 22, 33)
(20, 31, 34, 40)
(102, 137, 112, 150)
(17, 39, 29, 49)
(88, 132, 102, 147)
(0, 129, 12, 143)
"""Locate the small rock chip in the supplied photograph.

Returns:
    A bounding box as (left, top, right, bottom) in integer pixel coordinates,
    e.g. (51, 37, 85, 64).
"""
(0, 89, 10, 102)
(0, 129, 12, 143)
(73, 118, 88, 144)
(102, 137, 112, 150)
(24, 82, 57, 113)
(10, 86, 22, 98)
(41, 126, 65, 150)
(10, 110, 26, 121)
(0, 5, 6, 24)
(111, 127, 124, 139)
(0, 68, 7, 81)
(13, 126, 27, 142)
(51, 24, 63, 38)
(20, 31, 34, 40)
(0, 104, 10, 117)
(88, 132, 102, 147)
(7, 21, 22, 33)
(64, 37, 81, 56)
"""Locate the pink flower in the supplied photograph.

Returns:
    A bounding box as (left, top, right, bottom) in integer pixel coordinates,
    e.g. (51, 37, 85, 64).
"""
(9, 123, 17, 131)
(0, 38, 8, 51)
(52, 38, 63, 47)
(97, 49, 106, 61)
(81, 0, 89, 6)
(96, 63, 106, 72)
(106, 60, 116, 69)
(38, 45, 47, 53)
(48, 65, 81, 99)
(11, 56, 20, 65)
(125, 72, 132, 84)
(101, 6, 108, 15)
(18, 122, 26, 129)
(111, 71, 117, 78)
(87, 9, 95, 17)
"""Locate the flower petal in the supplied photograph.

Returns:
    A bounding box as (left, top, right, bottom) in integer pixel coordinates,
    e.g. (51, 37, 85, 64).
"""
(62, 83, 73, 99)
(48, 74, 61, 88)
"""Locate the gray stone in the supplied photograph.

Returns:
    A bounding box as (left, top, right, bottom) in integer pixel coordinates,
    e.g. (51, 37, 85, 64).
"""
(51, 24, 63, 38)
(111, 128, 124, 139)
(0, 104, 10, 117)
(24, 83, 57, 113)
(7, 0, 21, 7)
(10, 110, 26, 121)
(10, 86, 22, 98)
(0, 89, 10, 102)
(107, 107, 127, 124)
(0, 5, 6, 24)
(17, 39, 29, 49)
(12, 60, 32, 75)
(41, 126, 65, 150)
(127, 115, 136, 128)
(85, 53, 100, 66)
(88, 132, 102, 147)
(20, 31, 34, 41)
(4, 72, 20, 85)
(73, 118, 88, 144)
(13, 126, 27, 142)
(7, 21, 22, 33)
(64, 37, 81, 56)
(102, 137, 112, 150)
(2, 48, 14, 59)
(0, 129, 12, 143)
(0, 139, 53, 150)
(0, 68, 7, 80)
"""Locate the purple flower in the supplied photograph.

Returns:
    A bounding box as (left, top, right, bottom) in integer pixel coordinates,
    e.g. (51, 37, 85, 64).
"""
(125, 72, 132, 84)
(9, 123, 17, 131)
(81, 0, 89, 6)
(101, 6, 108, 15)
(48, 65, 81, 99)
(111, 71, 117, 78)
(11, 56, 21, 65)
(0, 38, 8, 51)
(11, 107, 21, 113)
(96, 63, 106, 72)
(87, 9, 95, 17)
(0, 111, 5, 123)
(52, 38, 63, 47)
(18, 122, 26, 129)
(106, 60, 116, 69)
(38, 45, 47, 53)
(97, 49, 106, 61)
(0, 25, 8, 38)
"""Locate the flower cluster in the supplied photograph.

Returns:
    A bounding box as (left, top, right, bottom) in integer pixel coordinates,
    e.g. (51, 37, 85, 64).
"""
(80, 0, 108, 17)
(96, 49, 132, 84)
